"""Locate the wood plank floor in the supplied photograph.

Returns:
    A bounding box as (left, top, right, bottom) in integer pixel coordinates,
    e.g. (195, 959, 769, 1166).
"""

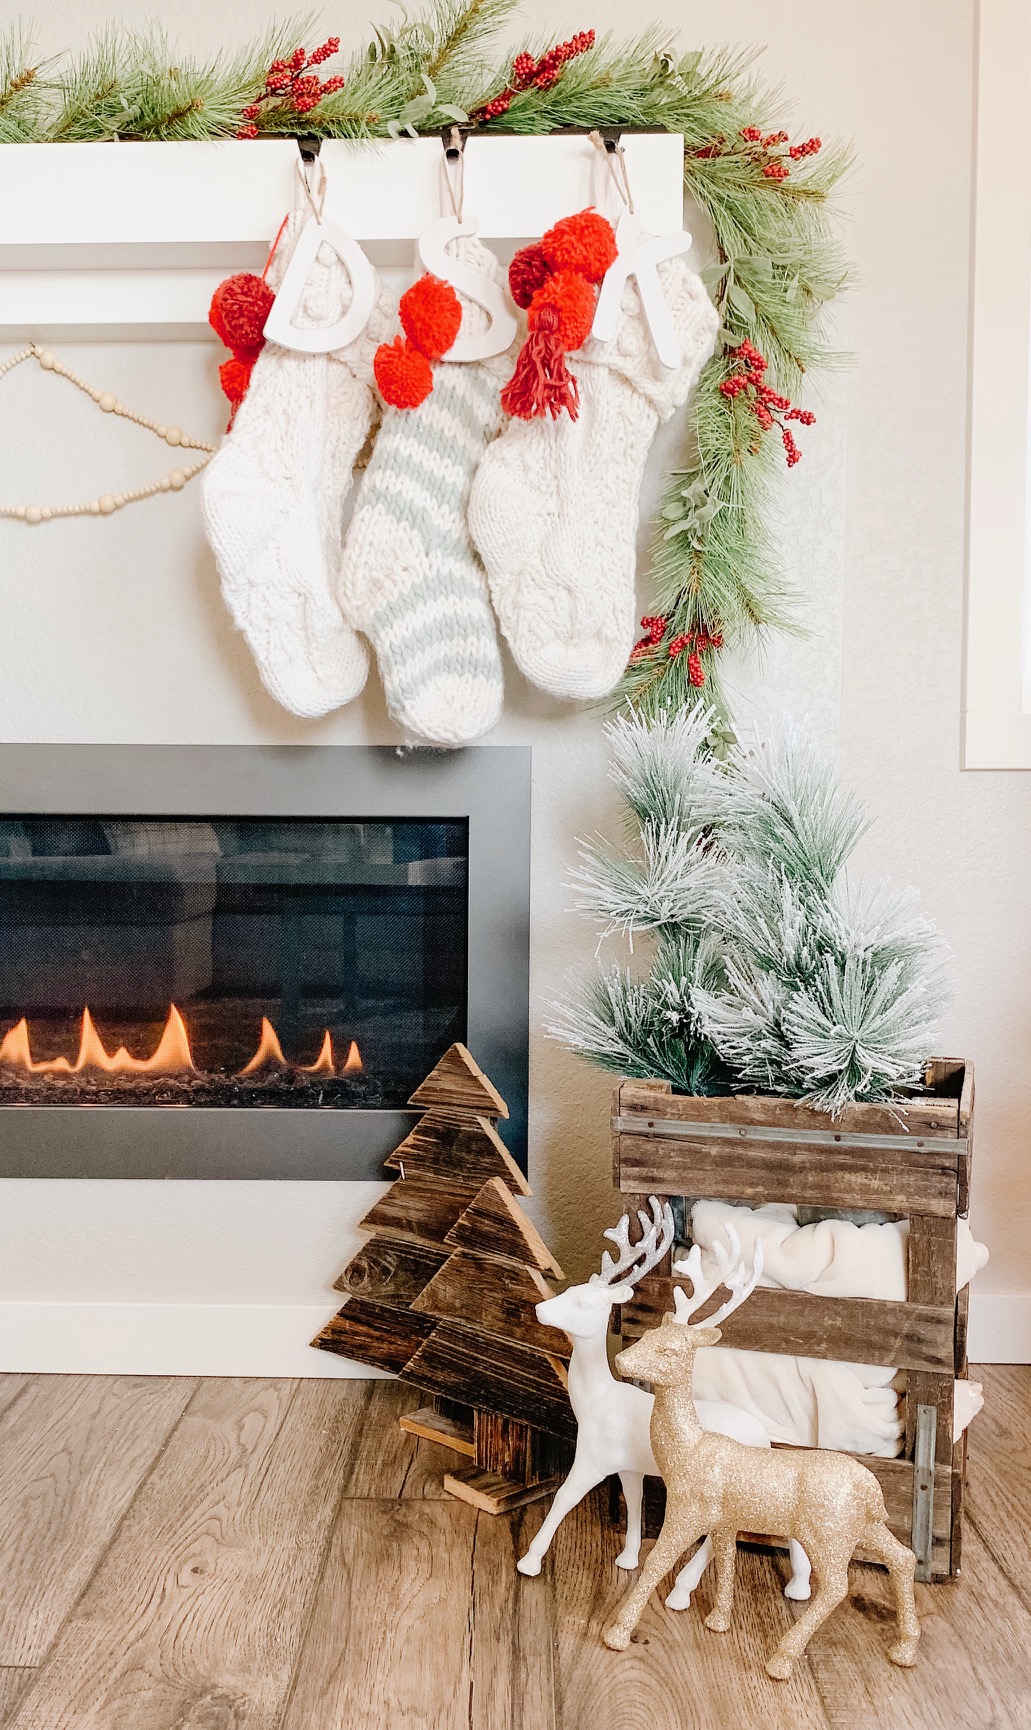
(0, 1367, 1025, 1729)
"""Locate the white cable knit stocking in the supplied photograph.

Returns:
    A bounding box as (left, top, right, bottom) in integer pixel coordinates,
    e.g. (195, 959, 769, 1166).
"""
(201, 214, 394, 718)
(469, 257, 719, 702)
(336, 238, 510, 747)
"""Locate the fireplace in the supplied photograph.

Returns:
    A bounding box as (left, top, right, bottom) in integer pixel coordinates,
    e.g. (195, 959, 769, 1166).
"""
(0, 746, 530, 1179)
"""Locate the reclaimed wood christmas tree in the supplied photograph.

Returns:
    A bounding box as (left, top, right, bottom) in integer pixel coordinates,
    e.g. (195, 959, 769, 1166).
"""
(312, 1043, 573, 1511)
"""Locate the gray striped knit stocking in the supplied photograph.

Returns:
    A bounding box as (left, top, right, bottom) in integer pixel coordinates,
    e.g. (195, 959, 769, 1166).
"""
(337, 239, 509, 746)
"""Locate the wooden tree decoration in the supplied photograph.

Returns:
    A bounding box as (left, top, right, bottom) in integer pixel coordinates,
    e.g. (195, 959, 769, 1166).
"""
(312, 1043, 573, 1511)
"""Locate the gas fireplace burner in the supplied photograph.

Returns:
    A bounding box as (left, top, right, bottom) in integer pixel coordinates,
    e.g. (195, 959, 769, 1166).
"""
(0, 745, 530, 1180)
(0, 1007, 381, 1109)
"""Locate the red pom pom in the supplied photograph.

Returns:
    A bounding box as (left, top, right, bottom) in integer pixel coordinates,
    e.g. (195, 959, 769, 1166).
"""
(374, 337, 434, 409)
(508, 243, 551, 309)
(209, 273, 275, 350)
(541, 209, 617, 283)
(528, 270, 596, 352)
(219, 355, 254, 405)
(398, 274, 462, 360)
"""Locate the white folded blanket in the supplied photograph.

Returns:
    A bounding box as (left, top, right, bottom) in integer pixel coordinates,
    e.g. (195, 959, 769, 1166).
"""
(686, 1201, 988, 1456)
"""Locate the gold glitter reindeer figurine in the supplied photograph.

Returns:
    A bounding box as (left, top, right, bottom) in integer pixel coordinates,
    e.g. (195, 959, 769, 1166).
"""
(603, 1229, 921, 1679)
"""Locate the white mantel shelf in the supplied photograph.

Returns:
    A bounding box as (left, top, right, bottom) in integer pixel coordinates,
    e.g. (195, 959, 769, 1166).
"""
(0, 134, 686, 340)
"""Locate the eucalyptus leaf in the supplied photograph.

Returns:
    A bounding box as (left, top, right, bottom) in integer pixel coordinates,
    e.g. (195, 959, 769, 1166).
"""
(728, 283, 756, 323)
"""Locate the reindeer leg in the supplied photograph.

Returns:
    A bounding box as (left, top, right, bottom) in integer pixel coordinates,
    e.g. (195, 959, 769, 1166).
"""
(518, 1461, 603, 1577)
(784, 1538, 812, 1602)
(615, 1472, 645, 1569)
(861, 1521, 920, 1667)
(765, 1550, 852, 1681)
(665, 1535, 713, 1611)
(604, 1508, 706, 1650)
(704, 1527, 739, 1633)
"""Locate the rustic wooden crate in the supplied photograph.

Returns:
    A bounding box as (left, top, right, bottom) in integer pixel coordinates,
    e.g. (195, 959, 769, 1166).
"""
(612, 1059, 974, 1579)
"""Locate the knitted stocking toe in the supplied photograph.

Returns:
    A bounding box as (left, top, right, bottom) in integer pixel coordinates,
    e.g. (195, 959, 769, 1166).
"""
(201, 216, 393, 718)
(470, 258, 719, 702)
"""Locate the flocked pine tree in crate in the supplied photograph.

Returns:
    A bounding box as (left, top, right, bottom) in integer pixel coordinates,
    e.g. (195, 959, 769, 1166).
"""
(312, 1043, 573, 1511)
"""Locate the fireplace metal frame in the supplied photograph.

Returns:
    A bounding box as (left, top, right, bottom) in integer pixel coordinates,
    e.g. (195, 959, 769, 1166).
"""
(0, 744, 531, 1180)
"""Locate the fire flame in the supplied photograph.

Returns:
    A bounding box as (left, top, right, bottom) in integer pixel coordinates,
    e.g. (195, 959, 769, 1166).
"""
(0, 1007, 362, 1079)
(0, 1005, 195, 1074)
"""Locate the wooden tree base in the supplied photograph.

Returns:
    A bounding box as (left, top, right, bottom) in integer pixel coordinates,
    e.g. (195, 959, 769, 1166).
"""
(442, 1468, 563, 1514)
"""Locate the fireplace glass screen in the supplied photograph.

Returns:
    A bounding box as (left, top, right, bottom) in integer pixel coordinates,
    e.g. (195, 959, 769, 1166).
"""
(0, 815, 468, 1109)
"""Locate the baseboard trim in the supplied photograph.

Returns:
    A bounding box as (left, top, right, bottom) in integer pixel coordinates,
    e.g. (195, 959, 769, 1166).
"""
(0, 1293, 1026, 1376)
(0, 1302, 391, 1378)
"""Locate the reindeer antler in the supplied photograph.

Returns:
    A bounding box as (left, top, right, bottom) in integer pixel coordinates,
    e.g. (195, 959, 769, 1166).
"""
(594, 1195, 674, 1289)
(671, 1225, 764, 1326)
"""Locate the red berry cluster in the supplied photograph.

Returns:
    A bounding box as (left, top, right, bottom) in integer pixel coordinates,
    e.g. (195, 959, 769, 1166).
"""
(472, 30, 595, 122)
(629, 617, 723, 686)
(693, 126, 821, 182)
(237, 39, 344, 137)
(629, 614, 668, 660)
(719, 338, 815, 467)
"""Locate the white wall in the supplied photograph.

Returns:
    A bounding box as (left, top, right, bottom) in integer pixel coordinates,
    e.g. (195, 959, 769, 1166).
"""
(1, 0, 1022, 1370)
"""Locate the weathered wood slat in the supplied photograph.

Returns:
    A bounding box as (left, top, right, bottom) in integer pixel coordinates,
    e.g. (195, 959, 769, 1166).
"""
(333, 1239, 447, 1302)
(411, 1251, 568, 1358)
(384, 1112, 531, 1196)
(357, 1173, 486, 1246)
(398, 1405, 476, 1458)
(616, 1131, 959, 1215)
(905, 1215, 958, 1465)
(617, 1076, 961, 1137)
(407, 1042, 509, 1118)
(621, 1282, 956, 1372)
(311, 1298, 436, 1374)
(443, 1468, 562, 1513)
(443, 1178, 563, 1276)
(403, 1322, 575, 1440)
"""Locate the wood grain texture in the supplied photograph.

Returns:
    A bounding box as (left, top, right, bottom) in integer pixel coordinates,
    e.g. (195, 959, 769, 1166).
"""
(399, 1405, 476, 1457)
(358, 1173, 486, 1246)
(468, 1510, 558, 1729)
(3, 1380, 374, 1730)
(0, 1672, 33, 1726)
(311, 1297, 436, 1372)
(403, 1321, 575, 1439)
(385, 1113, 530, 1196)
(412, 1250, 568, 1357)
(278, 1499, 478, 1730)
(332, 1238, 447, 1301)
(0, 1374, 197, 1666)
(443, 1177, 563, 1275)
(617, 1076, 963, 1137)
(0, 1379, 30, 1425)
(621, 1282, 956, 1372)
(616, 1130, 960, 1216)
(407, 1043, 509, 1118)
(0, 1366, 1022, 1730)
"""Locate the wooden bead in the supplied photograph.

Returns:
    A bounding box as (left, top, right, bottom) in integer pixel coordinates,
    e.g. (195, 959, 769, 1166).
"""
(24, 505, 42, 524)
(165, 426, 183, 446)
(38, 350, 56, 370)
(98, 392, 117, 412)
(168, 469, 185, 490)
(98, 495, 117, 514)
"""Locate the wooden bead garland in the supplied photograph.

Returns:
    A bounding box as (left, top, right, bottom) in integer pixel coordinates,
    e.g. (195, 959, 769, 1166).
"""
(0, 343, 215, 524)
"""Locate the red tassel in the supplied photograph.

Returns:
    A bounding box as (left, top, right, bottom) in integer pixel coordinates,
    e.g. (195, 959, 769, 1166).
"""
(500, 309, 580, 421)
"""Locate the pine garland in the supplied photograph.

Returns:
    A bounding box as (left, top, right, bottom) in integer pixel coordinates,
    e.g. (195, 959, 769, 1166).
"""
(0, 3, 849, 719)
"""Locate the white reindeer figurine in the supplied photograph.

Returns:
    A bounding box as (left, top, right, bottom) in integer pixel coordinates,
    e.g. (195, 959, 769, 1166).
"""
(518, 1198, 811, 1609)
(604, 1229, 920, 1678)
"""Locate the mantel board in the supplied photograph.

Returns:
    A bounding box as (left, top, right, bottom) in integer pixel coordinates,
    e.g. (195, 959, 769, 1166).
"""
(0, 134, 686, 340)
